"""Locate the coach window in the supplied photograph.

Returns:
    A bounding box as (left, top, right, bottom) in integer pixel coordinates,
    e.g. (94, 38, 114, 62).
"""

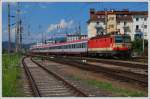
(76, 44, 78, 48)
(77, 44, 80, 48)
(64, 45, 65, 49)
(83, 43, 85, 48)
(67, 45, 69, 49)
(82, 43, 85, 48)
(80, 43, 82, 48)
(82, 43, 84, 48)
(75, 44, 77, 48)
(77, 44, 79, 48)
(70, 44, 72, 49)
(72, 44, 74, 49)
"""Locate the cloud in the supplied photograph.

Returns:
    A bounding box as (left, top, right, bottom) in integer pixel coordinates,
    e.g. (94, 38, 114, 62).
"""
(47, 19, 74, 33)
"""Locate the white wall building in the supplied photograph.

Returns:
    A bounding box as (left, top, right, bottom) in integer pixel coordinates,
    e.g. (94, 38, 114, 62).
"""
(132, 15, 148, 40)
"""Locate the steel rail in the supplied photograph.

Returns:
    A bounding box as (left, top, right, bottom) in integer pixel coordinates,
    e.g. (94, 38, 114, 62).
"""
(45, 57, 148, 86)
(22, 57, 41, 97)
(31, 58, 88, 97)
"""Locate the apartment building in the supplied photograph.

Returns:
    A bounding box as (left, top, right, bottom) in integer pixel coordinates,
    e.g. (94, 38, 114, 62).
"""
(87, 9, 148, 40)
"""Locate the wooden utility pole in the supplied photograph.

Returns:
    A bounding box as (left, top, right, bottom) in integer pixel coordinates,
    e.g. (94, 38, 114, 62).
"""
(8, 3, 11, 54)
(15, 3, 20, 52)
(19, 20, 23, 50)
(15, 3, 23, 52)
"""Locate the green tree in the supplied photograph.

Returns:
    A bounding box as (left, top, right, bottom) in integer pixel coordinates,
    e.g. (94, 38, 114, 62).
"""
(132, 38, 148, 56)
(132, 38, 142, 52)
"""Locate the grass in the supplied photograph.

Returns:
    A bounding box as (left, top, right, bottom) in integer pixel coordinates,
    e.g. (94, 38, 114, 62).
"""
(72, 76, 146, 97)
(2, 53, 24, 97)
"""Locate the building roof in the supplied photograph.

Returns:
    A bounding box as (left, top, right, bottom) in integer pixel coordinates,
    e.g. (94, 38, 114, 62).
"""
(91, 9, 148, 15)
(87, 9, 148, 23)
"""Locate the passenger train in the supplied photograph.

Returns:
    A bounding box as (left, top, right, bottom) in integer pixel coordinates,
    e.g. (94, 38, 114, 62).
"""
(30, 34, 131, 57)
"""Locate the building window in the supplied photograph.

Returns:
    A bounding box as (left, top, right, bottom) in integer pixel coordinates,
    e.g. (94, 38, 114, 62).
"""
(124, 22, 127, 25)
(96, 21, 99, 25)
(144, 18, 147, 21)
(136, 25, 139, 30)
(144, 25, 147, 29)
(136, 18, 139, 21)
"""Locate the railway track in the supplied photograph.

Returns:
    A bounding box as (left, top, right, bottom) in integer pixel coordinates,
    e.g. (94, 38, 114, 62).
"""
(30, 55, 147, 69)
(64, 56, 148, 70)
(22, 57, 88, 97)
(37, 56, 147, 87)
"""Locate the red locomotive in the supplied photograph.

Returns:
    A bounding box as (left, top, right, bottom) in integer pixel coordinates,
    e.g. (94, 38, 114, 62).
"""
(88, 34, 131, 57)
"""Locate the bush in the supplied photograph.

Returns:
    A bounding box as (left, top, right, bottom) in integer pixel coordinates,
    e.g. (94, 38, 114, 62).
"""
(131, 38, 148, 56)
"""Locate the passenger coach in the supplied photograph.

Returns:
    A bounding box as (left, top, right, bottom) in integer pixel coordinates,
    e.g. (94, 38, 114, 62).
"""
(31, 39, 88, 56)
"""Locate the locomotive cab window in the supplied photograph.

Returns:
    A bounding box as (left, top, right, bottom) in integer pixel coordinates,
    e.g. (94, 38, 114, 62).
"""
(115, 36, 123, 43)
(123, 36, 131, 43)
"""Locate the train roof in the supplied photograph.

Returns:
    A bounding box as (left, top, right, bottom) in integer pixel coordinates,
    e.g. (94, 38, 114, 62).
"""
(31, 39, 88, 49)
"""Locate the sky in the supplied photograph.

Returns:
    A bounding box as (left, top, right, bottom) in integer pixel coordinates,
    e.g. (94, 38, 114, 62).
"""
(2, 2, 148, 44)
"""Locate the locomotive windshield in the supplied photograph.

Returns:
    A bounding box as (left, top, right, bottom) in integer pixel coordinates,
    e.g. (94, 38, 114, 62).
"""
(115, 35, 131, 43)
(123, 36, 131, 43)
(115, 36, 123, 43)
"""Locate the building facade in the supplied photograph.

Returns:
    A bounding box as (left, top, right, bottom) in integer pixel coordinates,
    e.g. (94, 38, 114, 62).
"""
(87, 9, 148, 40)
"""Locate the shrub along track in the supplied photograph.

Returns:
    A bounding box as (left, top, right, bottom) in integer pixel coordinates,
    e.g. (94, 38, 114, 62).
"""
(22, 57, 88, 97)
